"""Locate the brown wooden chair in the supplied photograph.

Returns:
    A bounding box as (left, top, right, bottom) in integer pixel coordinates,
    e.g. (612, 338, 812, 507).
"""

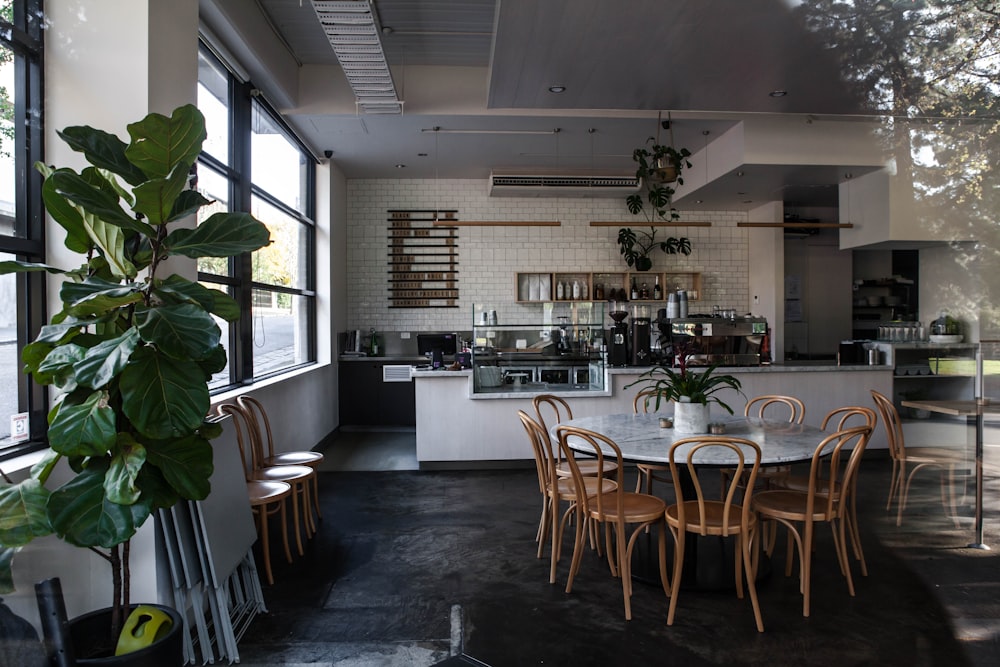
(532, 394, 618, 479)
(771, 406, 877, 576)
(218, 403, 317, 557)
(237, 395, 325, 524)
(870, 390, 963, 526)
(555, 424, 670, 621)
(721, 394, 805, 493)
(632, 390, 674, 495)
(751, 423, 874, 618)
(217, 403, 294, 585)
(665, 436, 764, 632)
(519, 411, 616, 585)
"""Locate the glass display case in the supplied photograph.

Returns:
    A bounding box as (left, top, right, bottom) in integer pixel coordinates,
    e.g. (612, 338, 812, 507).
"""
(471, 302, 607, 394)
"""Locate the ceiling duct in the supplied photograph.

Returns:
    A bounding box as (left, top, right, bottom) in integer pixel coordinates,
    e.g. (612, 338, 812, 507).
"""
(311, 0, 402, 114)
(488, 170, 640, 198)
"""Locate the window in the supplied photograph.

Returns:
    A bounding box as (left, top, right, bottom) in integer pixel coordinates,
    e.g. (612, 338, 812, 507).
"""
(0, 0, 45, 456)
(196, 44, 316, 389)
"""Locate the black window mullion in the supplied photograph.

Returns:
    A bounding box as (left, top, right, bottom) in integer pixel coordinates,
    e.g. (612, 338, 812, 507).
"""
(232, 79, 254, 384)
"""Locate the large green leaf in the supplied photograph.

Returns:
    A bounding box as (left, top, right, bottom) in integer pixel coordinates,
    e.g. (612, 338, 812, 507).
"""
(57, 125, 148, 186)
(164, 212, 270, 258)
(62, 282, 144, 319)
(47, 390, 118, 457)
(125, 104, 206, 180)
(36, 343, 86, 391)
(73, 328, 140, 388)
(105, 434, 146, 505)
(155, 275, 241, 321)
(83, 211, 136, 280)
(33, 321, 85, 345)
(134, 463, 179, 511)
(38, 165, 93, 253)
(0, 479, 53, 547)
(120, 347, 209, 439)
(136, 304, 220, 360)
(145, 434, 214, 501)
(132, 164, 192, 225)
(47, 468, 151, 549)
(198, 345, 228, 379)
(46, 169, 148, 234)
(0, 260, 67, 275)
(168, 189, 213, 223)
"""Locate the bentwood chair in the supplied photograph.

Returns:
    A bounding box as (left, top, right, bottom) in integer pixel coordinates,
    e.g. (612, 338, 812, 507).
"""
(771, 406, 878, 576)
(237, 395, 325, 524)
(721, 394, 806, 493)
(217, 404, 295, 585)
(519, 411, 616, 585)
(218, 403, 317, 558)
(632, 390, 674, 495)
(555, 424, 670, 621)
(752, 424, 874, 617)
(532, 394, 618, 479)
(665, 436, 764, 632)
(870, 390, 963, 526)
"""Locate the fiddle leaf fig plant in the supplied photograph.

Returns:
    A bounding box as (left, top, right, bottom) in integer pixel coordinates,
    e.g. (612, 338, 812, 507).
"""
(619, 132, 694, 270)
(0, 104, 270, 636)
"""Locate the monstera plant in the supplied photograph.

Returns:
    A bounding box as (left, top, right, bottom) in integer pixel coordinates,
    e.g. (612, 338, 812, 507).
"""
(0, 104, 270, 639)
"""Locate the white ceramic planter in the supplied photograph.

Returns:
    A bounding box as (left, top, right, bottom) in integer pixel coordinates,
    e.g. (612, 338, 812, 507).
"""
(674, 399, 709, 434)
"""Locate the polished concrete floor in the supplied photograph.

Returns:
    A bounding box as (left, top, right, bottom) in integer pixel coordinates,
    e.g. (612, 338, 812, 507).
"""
(234, 426, 1000, 666)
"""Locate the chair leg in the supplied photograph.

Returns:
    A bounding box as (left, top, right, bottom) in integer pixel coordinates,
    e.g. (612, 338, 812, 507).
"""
(742, 530, 764, 632)
(666, 528, 685, 626)
(279, 498, 293, 564)
(802, 521, 814, 617)
(564, 507, 588, 594)
(886, 459, 900, 511)
(255, 506, 275, 586)
(616, 521, 632, 620)
(311, 473, 322, 520)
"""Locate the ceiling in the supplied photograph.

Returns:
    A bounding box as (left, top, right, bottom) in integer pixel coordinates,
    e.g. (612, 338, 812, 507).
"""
(245, 0, 910, 210)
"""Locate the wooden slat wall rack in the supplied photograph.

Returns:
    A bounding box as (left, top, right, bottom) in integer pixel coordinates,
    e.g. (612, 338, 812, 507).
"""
(387, 210, 459, 308)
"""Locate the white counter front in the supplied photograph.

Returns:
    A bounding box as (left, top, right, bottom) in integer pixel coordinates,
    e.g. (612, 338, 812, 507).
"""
(412, 365, 893, 464)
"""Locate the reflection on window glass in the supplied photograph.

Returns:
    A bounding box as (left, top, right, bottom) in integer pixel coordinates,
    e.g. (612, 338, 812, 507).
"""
(197, 49, 230, 164)
(201, 280, 232, 389)
(252, 290, 311, 378)
(0, 251, 16, 437)
(0, 44, 16, 238)
(251, 195, 307, 290)
(196, 164, 231, 275)
(251, 104, 307, 214)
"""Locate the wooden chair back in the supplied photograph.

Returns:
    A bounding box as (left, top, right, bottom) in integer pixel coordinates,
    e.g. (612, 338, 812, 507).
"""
(553, 425, 625, 521)
(744, 395, 805, 424)
(668, 437, 761, 537)
(822, 405, 877, 431)
(237, 395, 276, 460)
(519, 410, 556, 496)
(870, 390, 905, 461)
(803, 424, 874, 517)
(633, 390, 661, 414)
(217, 403, 260, 480)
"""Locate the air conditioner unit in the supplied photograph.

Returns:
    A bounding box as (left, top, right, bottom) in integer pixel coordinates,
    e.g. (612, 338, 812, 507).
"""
(488, 170, 640, 198)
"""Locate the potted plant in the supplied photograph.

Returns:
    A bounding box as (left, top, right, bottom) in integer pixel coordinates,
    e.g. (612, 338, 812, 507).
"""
(0, 104, 270, 662)
(618, 120, 694, 270)
(626, 342, 744, 433)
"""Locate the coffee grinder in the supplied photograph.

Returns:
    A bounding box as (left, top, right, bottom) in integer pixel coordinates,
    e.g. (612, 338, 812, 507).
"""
(630, 303, 652, 366)
(607, 301, 630, 367)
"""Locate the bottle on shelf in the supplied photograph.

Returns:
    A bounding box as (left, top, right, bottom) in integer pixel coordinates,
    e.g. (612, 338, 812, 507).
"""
(594, 283, 605, 300)
(572, 280, 581, 300)
(581, 281, 588, 300)
(630, 277, 638, 300)
(557, 281, 565, 300)
(640, 282, 650, 299)
(653, 275, 662, 300)
(369, 327, 379, 357)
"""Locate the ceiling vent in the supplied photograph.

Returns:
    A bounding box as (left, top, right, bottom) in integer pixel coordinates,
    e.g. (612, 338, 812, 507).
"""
(488, 170, 640, 198)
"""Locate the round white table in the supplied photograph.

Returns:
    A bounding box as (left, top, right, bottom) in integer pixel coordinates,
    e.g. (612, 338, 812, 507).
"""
(556, 413, 827, 467)
(553, 413, 830, 590)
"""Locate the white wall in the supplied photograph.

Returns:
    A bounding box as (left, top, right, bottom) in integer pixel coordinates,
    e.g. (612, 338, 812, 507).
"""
(344, 180, 758, 335)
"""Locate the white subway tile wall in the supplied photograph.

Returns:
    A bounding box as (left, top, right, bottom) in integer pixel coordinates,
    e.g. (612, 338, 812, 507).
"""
(346, 179, 750, 333)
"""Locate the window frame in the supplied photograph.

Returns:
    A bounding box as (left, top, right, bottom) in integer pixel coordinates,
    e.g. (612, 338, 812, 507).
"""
(196, 42, 317, 390)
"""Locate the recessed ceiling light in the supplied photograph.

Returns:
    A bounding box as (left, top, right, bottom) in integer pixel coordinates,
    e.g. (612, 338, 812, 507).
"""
(769, 90, 788, 97)
(695, 199, 704, 204)
(418, 153, 428, 157)
(395, 164, 406, 169)
(548, 86, 566, 93)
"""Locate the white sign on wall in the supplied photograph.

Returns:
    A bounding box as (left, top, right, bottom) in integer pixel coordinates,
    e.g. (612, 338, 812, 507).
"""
(10, 412, 28, 443)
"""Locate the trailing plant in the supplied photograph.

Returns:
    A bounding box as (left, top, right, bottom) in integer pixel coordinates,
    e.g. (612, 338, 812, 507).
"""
(0, 104, 270, 639)
(616, 227, 691, 271)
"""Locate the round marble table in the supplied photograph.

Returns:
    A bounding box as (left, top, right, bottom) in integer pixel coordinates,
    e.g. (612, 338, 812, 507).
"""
(555, 412, 827, 467)
(553, 413, 830, 590)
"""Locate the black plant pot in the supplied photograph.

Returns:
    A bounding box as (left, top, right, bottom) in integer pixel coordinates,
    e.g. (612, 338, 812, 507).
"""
(633, 256, 653, 271)
(67, 605, 184, 667)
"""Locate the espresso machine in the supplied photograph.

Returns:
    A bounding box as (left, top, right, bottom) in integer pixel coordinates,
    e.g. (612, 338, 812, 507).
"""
(607, 302, 629, 367)
(630, 304, 652, 366)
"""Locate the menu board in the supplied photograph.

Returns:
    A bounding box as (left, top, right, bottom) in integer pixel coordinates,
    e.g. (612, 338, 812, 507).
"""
(387, 209, 459, 308)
